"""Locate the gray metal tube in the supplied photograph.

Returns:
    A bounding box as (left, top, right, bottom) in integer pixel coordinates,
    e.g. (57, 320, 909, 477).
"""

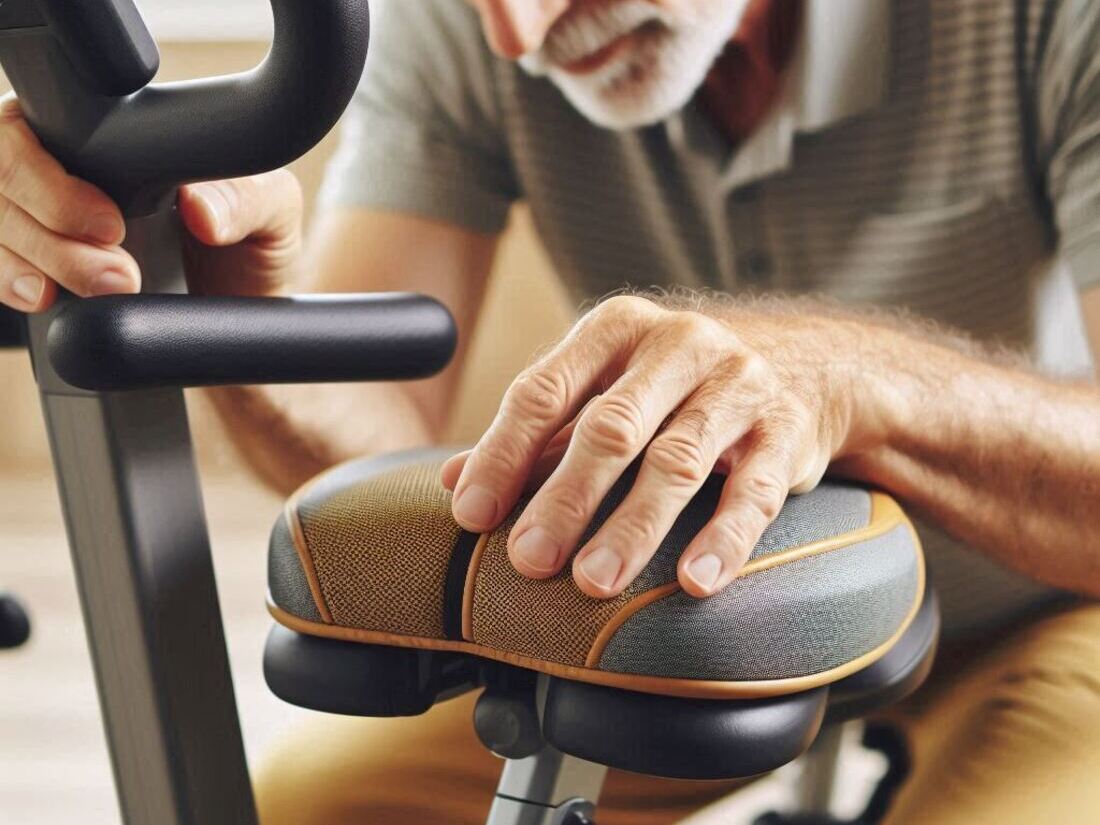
(26, 212, 257, 825)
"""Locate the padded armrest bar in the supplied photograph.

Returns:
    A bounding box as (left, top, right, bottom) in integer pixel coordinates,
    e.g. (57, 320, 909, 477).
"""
(47, 293, 456, 391)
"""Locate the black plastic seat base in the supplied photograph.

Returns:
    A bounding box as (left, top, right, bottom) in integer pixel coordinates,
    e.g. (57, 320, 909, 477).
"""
(264, 626, 479, 717)
(263, 588, 939, 780)
(544, 679, 827, 780)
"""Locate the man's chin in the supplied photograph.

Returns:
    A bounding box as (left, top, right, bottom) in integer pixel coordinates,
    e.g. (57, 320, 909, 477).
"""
(562, 94, 681, 131)
(541, 69, 698, 131)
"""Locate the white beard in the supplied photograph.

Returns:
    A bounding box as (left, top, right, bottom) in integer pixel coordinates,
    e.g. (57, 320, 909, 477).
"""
(519, 0, 752, 131)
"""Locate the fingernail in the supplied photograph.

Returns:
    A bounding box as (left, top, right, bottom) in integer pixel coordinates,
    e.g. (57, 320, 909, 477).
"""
(11, 274, 43, 306)
(686, 554, 723, 592)
(453, 484, 498, 529)
(89, 271, 136, 297)
(578, 546, 622, 592)
(86, 213, 124, 245)
(512, 526, 560, 573)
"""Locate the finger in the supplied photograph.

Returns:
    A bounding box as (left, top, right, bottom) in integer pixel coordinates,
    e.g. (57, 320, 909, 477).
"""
(179, 170, 303, 248)
(441, 419, 579, 496)
(440, 451, 469, 492)
(451, 295, 660, 532)
(507, 318, 730, 579)
(569, 378, 757, 597)
(0, 100, 125, 245)
(519, 424, 575, 493)
(0, 198, 140, 297)
(677, 433, 800, 598)
(441, 398, 596, 492)
(0, 244, 57, 313)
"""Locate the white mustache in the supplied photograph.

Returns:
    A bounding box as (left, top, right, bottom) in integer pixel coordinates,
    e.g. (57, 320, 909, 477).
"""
(528, 1, 675, 68)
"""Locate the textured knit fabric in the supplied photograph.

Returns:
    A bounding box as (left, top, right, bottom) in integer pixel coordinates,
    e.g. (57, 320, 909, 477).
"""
(598, 523, 920, 680)
(297, 458, 460, 637)
(318, 0, 1100, 634)
(468, 465, 878, 668)
(279, 449, 884, 678)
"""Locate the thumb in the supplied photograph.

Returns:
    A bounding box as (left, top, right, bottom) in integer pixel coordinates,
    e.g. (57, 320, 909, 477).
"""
(179, 171, 302, 248)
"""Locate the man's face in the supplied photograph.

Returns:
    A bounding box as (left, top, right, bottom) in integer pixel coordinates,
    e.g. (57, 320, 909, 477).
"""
(465, 0, 751, 130)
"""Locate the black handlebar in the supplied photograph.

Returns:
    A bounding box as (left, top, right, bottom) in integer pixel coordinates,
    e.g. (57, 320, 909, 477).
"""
(0, 1, 459, 395)
(33, 0, 160, 97)
(47, 294, 457, 391)
(0, 0, 370, 214)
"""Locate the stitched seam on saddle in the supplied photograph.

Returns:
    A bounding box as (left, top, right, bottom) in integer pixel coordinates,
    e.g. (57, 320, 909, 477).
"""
(267, 545, 925, 700)
(462, 533, 490, 642)
(584, 491, 907, 667)
(444, 530, 481, 641)
(283, 500, 334, 624)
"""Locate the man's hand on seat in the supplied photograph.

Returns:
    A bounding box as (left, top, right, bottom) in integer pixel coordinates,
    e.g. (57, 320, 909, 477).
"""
(441, 294, 866, 599)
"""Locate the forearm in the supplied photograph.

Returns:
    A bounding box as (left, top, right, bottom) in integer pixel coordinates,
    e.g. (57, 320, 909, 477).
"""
(205, 381, 436, 497)
(669, 291, 1100, 595)
(833, 322, 1100, 595)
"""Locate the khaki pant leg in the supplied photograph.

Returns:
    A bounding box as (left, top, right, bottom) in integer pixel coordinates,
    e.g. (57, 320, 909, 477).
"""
(255, 689, 743, 825)
(882, 602, 1100, 825)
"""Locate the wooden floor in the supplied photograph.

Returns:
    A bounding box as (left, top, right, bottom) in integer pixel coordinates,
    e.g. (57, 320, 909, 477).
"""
(0, 465, 879, 824)
(0, 469, 321, 824)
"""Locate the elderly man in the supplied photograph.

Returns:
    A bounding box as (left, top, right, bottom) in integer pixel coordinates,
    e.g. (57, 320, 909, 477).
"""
(2, 0, 1099, 822)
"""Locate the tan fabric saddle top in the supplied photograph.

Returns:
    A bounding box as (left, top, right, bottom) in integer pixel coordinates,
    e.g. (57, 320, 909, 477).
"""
(267, 448, 924, 700)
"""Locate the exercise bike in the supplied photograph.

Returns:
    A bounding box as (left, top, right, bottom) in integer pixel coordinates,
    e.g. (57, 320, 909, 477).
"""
(0, 2, 939, 823)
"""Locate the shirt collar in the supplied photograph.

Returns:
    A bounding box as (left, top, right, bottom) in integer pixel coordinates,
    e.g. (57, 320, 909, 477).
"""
(668, 0, 892, 190)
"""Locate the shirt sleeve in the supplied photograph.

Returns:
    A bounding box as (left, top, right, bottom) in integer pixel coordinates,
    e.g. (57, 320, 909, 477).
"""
(315, 0, 520, 235)
(1038, 0, 1100, 292)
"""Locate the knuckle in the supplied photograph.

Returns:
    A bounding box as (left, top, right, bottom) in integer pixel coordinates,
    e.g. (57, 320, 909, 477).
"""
(579, 395, 646, 457)
(706, 517, 757, 563)
(667, 314, 714, 364)
(742, 472, 788, 522)
(591, 294, 658, 329)
(0, 125, 24, 191)
(667, 310, 713, 341)
(506, 366, 571, 423)
(221, 177, 249, 212)
(475, 432, 527, 477)
(674, 407, 710, 440)
(0, 196, 15, 236)
(610, 500, 666, 550)
(543, 484, 593, 526)
(600, 294, 648, 318)
(646, 430, 711, 486)
(52, 244, 99, 280)
(739, 351, 777, 391)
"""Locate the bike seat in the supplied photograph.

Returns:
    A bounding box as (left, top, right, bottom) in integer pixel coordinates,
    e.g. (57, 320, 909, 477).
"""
(264, 447, 937, 779)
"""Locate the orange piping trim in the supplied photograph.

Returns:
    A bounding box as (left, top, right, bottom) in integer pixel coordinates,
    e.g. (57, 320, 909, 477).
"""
(585, 490, 908, 667)
(461, 533, 490, 642)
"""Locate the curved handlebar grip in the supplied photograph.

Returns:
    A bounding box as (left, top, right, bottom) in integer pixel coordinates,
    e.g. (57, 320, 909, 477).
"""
(47, 294, 457, 392)
(36, 0, 160, 96)
(0, 0, 370, 213)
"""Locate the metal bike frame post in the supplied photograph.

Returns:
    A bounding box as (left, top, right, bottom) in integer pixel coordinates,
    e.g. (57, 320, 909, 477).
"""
(25, 210, 258, 825)
(487, 745, 608, 825)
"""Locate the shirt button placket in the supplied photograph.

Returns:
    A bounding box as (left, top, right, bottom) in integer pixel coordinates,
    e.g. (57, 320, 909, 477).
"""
(727, 183, 774, 290)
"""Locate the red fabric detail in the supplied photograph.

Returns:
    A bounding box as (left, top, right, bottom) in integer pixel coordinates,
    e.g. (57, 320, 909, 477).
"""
(696, 0, 804, 144)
